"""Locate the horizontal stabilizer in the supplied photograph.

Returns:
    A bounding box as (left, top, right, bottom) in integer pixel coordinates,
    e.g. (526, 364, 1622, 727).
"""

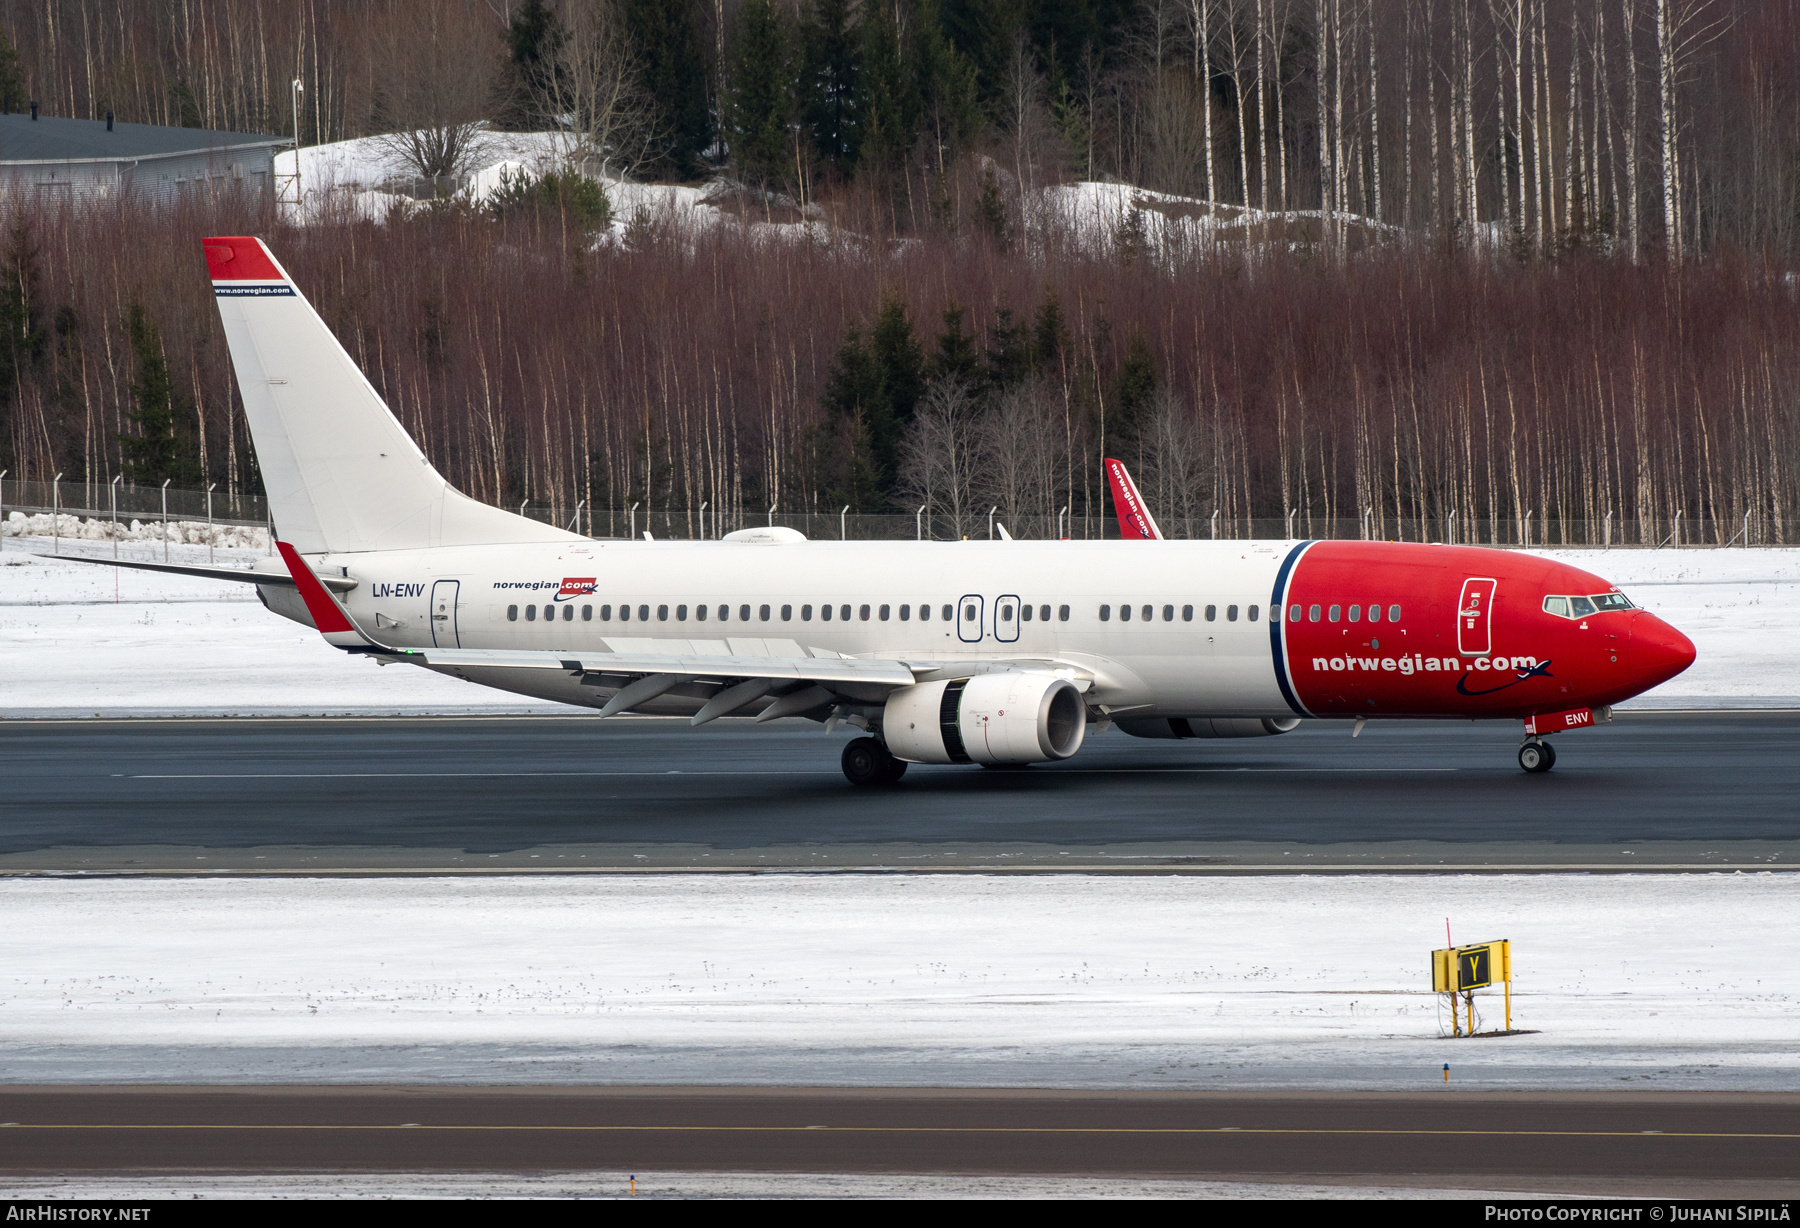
(37, 552, 355, 591)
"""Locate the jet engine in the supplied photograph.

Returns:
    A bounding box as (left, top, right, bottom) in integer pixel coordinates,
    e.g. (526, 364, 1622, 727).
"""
(1116, 717, 1301, 739)
(883, 673, 1088, 765)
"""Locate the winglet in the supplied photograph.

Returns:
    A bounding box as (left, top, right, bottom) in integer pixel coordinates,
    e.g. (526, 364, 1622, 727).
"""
(277, 541, 379, 649)
(1104, 458, 1164, 540)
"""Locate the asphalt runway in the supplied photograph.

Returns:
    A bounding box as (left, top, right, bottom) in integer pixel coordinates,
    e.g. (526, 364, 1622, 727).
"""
(2, 711, 1796, 872)
(1, 1087, 1794, 1194)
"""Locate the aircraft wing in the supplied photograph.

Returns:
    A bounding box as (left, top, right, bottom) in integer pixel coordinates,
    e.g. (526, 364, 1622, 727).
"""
(398, 645, 919, 686)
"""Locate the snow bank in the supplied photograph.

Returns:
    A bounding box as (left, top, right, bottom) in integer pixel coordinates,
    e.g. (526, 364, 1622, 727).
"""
(4, 511, 268, 549)
(274, 129, 572, 222)
(1039, 181, 1404, 258)
(2, 873, 1792, 1088)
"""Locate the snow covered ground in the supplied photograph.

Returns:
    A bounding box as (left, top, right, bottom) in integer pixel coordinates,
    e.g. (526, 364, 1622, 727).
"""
(0, 532, 558, 715)
(1, 530, 1796, 715)
(0, 1172, 1541, 1200)
(1, 873, 1793, 1089)
(274, 131, 825, 247)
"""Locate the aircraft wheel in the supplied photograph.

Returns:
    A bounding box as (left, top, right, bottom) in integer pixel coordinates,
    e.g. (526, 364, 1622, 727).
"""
(842, 736, 895, 786)
(1517, 740, 1556, 774)
(881, 755, 909, 783)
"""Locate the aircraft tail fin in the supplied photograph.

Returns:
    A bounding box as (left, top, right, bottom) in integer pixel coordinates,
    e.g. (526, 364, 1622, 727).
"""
(205, 236, 580, 555)
(1103, 458, 1164, 540)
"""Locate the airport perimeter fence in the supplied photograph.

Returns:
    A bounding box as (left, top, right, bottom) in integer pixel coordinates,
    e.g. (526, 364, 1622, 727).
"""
(0, 477, 1776, 548)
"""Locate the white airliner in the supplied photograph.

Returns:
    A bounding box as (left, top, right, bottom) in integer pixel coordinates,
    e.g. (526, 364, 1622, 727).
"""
(66, 237, 1695, 783)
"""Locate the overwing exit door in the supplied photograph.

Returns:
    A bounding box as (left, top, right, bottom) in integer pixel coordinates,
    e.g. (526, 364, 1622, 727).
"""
(994, 595, 1020, 643)
(430, 579, 461, 647)
(1456, 577, 1496, 655)
(957, 594, 984, 643)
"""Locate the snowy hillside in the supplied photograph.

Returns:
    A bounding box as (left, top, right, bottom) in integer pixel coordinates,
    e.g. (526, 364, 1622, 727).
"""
(275, 130, 1393, 257)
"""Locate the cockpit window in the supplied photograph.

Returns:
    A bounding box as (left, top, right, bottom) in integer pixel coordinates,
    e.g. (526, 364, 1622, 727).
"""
(1544, 592, 1634, 619)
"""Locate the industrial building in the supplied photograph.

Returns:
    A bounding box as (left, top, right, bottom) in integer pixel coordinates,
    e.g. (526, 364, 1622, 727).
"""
(0, 105, 288, 205)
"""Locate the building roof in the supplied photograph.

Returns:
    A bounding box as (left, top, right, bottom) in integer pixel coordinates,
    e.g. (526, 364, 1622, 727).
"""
(0, 112, 288, 165)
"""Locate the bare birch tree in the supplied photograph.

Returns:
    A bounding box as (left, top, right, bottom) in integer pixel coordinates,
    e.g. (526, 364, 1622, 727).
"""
(535, 0, 658, 183)
(899, 380, 981, 540)
(1185, 0, 1217, 200)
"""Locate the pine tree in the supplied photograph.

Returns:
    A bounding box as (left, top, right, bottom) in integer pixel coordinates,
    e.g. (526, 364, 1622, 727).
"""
(984, 305, 1031, 392)
(800, 0, 862, 172)
(928, 300, 980, 385)
(495, 0, 566, 131)
(858, 4, 916, 173)
(1111, 329, 1156, 449)
(624, 0, 714, 178)
(727, 0, 793, 186)
(1031, 291, 1067, 371)
(939, 0, 1022, 111)
(821, 296, 923, 503)
(119, 304, 202, 486)
(0, 216, 41, 474)
(910, 3, 982, 162)
(871, 298, 925, 426)
(0, 217, 43, 395)
(0, 30, 25, 115)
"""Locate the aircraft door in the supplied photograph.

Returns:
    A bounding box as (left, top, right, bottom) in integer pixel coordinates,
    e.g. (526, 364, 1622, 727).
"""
(994, 595, 1020, 643)
(957, 594, 985, 643)
(1456, 577, 1496, 656)
(430, 579, 461, 648)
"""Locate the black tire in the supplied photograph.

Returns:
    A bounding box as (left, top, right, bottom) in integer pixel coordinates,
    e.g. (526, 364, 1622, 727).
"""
(880, 756, 909, 783)
(1541, 740, 1557, 770)
(1518, 741, 1553, 773)
(842, 736, 891, 786)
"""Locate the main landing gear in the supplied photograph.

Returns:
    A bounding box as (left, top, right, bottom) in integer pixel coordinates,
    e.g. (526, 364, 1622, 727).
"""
(1517, 738, 1557, 774)
(843, 736, 908, 786)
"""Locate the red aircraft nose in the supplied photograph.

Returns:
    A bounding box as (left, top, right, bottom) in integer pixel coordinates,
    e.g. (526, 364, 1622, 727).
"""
(1629, 611, 1697, 690)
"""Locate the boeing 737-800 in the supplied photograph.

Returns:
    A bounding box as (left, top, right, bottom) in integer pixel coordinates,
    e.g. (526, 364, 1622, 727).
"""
(64, 237, 1697, 784)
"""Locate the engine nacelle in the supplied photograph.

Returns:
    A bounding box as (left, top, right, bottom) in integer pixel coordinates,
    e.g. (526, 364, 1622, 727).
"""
(883, 673, 1088, 765)
(1116, 717, 1302, 739)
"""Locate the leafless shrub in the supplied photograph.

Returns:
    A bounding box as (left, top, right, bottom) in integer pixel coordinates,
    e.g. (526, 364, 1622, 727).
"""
(370, 2, 497, 186)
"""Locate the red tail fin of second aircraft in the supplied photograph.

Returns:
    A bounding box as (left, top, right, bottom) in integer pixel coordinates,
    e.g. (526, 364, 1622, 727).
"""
(1104, 458, 1164, 540)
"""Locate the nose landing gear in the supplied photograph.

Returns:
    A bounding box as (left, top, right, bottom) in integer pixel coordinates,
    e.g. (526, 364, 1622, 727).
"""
(842, 735, 908, 786)
(1518, 738, 1557, 773)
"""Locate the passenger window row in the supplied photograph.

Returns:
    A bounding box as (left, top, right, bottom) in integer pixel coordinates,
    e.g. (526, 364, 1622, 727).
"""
(1288, 603, 1404, 624)
(504, 601, 1078, 624)
(1097, 603, 1261, 623)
